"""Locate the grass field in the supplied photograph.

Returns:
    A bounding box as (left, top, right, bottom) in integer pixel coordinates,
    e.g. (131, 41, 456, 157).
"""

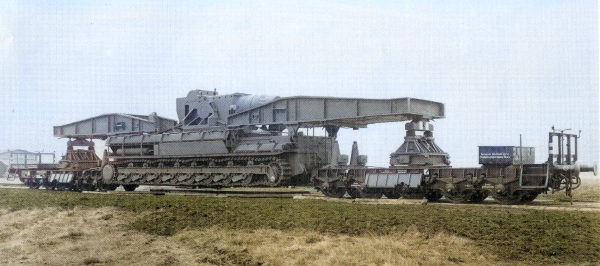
(0, 186, 599, 266)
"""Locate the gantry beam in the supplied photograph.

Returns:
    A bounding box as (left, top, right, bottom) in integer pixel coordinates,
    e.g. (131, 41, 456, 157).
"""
(227, 96, 444, 128)
(53, 113, 177, 139)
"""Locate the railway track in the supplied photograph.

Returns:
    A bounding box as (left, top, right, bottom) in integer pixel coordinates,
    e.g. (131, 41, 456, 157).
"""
(2, 180, 598, 211)
(84, 186, 314, 198)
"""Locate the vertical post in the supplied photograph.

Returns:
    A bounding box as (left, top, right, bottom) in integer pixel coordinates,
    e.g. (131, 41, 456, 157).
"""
(519, 134, 523, 185)
(574, 135, 578, 163)
(566, 135, 572, 165)
(548, 133, 553, 163)
(557, 134, 563, 164)
(350, 141, 359, 166)
(519, 134, 523, 164)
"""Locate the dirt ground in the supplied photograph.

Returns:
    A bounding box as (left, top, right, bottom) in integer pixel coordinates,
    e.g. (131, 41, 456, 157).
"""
(0, 207, 500, 266)
(0, 206, 202, 266)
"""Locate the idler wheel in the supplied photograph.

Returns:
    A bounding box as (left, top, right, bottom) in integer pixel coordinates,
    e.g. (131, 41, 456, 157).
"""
(266, 162, 282, 183)
(102, 165, 116, 183)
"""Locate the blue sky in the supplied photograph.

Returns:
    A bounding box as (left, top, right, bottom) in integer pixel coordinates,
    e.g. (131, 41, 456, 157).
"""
(1, 0, 598, 167)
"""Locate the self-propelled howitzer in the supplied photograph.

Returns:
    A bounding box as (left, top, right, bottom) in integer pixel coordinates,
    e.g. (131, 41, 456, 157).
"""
(99, 90, 447, 190)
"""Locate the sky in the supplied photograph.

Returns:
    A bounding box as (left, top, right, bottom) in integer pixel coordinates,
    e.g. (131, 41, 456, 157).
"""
(1, 0, 598, 167)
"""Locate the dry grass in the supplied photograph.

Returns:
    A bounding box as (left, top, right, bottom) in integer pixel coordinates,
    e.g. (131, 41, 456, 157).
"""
(0, 207, 201, 266)
(0, 207, 496, 266)
(177, 226, 498, 266)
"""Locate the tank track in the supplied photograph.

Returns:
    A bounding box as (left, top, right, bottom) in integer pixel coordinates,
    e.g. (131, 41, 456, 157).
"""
(104, 156, 293, 187)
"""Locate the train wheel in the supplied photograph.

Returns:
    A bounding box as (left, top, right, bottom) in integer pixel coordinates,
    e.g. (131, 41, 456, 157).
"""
(399, 193, 424, 199)
(425, 191, 443, 202)
(102, 184, 119, 191)
(492, 191, 524, 205)
(27, 180, 41, 189)
(384, 192, 401, 199)
(45, 180, 57, 190)
(347, 187, 362, 199)
(442, 192, 472, 203)
(519, 192, 540, 203)
(322, 187, 346, 198)
(57, 183, 71, 191)
(83, 184, 97, 192)
(469, 192, 489, 203)
(123, 184, 138, 192)
(361, 191, 383, 199)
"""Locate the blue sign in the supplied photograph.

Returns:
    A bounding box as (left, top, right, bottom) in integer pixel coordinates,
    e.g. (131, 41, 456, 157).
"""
(479, 146, 513, 164)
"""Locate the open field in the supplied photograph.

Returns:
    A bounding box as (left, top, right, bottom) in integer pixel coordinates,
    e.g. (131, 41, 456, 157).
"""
(0, 173, 598, 265)
(0, 207, 495, 266)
